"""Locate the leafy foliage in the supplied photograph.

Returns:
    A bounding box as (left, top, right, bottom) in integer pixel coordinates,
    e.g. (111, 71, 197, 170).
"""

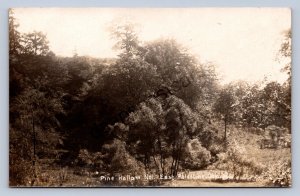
(182, 139, 211, 170)
(102, 139, 145, 176)
(214, 139, 264, 181)
(20, 31, 50, 56)
(263, 159, 291, 187)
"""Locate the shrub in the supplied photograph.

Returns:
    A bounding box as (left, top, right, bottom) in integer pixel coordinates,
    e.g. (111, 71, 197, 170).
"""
(77, 149, 103, 169)
(182, 139, 211, 170)
(9, 127, 36, 186)
(208, 143, 224, 162)
(102, 139, 145, 176)
(198, 123, 225, 156)
(213, 139, 264, 181)
(263, 160, 291, 187)
(9, 154, 36, 186)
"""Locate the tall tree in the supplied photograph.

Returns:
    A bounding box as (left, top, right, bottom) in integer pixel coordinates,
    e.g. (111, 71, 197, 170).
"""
(276, 29, 291, 131)
(20, 31, 50, 56)
(9, 9, 22, 56)
(125, 95, 199, 177)
(110, 20, 141, 59)
(277, 29, 291, 84)
(213, 86, 236, 146)
(143, 39, 218, 109)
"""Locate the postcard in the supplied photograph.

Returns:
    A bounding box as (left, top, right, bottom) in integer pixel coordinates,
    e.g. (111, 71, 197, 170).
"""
(9, 8, 291, 187)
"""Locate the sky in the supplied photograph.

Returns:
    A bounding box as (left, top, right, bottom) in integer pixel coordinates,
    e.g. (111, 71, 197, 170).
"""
(12, 8, 291, 84)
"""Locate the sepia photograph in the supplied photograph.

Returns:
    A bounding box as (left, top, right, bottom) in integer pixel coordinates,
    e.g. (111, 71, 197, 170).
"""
(9, 8, 291, 187)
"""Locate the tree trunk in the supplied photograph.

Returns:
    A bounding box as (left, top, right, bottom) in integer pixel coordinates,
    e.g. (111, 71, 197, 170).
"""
(224, 119, 227, 149)
(32, 107, 36, 166)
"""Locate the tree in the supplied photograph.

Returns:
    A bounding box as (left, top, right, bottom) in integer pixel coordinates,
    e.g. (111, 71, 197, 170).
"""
(276, 29, 291, 131)
(9, 27, 69, 185)
(213, 86, 236, 146)
(262, 82, 290, 129)
(277, 29, 291, 84)
(123, 95, 200, 177)
(77, 25, 219, 177)
(125, 98, 165, 174)
(239, 84, 269, 129)
(9, 9, 22, 55)
(10, 86, 64, 186)
(110, 20, 142, 59)
(143, 39, 218, 109)
(20, 31, 50, 56)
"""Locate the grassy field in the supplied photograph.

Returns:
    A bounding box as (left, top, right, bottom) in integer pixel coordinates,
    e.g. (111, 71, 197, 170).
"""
(229, 127, 291, 166)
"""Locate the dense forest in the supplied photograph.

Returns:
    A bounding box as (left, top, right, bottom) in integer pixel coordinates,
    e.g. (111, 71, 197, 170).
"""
(9, 10, 291, 187)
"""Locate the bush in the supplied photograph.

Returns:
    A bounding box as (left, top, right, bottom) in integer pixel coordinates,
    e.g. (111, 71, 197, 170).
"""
(182, 139, 211, 170)
(9, 154, 36, 186)
(9, 127, 36, 186)
(102, 139, 145, 176)
(77, 149, 104, 169)
(263, 160, 291, 187)
(208, 143, 224, 161)
(213, 139, 263, 181)
(198, 123, 225, 156)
